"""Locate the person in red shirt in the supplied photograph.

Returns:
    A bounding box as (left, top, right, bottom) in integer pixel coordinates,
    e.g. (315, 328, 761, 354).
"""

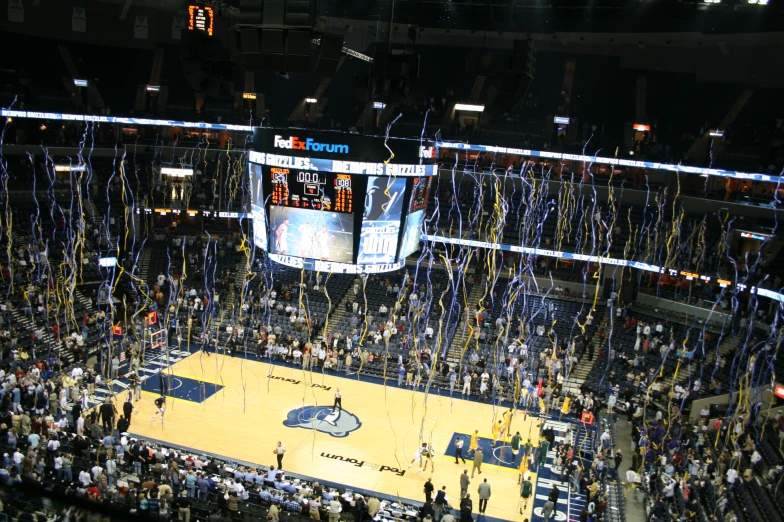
(87, 486, 101, 500)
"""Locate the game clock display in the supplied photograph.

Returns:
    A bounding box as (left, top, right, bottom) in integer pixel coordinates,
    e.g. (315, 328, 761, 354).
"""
(269, 167, 353, 213)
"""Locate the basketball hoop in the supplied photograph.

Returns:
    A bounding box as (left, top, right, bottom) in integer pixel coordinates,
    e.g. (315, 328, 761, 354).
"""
(151, 330, 167, 349)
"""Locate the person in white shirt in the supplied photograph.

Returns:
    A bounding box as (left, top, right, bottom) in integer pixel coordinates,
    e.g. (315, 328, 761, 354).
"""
(233, 479, 248, 499)
(462, 374, 471, 396)
(727, 468, 739, 483)
(79, 469, 92, 487)
(12, 450, 23, 471)
(328, 498, 342, 522)
(751, 448, 762, 471)
(91, 464, 103, 481)
(48, 439, 60, 453)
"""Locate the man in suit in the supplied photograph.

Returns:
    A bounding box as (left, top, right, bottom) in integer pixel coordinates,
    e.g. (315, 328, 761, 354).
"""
(549, 485, 560, 516)
(477, 479, 491, 514)
(542, 500, 555, 521)
(459, 470, 470, 498)
(471, 448, 483, 478)
(434, 486, 448, 521)
(459, 494, 473, 522)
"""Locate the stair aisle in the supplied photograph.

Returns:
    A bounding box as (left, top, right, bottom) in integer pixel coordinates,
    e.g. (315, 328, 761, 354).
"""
(447, 282, 485, 364)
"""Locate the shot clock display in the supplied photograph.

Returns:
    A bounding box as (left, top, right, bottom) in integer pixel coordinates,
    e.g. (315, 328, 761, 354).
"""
(267, 166, 353, 213)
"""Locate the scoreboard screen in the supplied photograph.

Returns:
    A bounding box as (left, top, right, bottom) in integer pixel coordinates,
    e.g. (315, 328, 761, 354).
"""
(188, 5, 214, 36)
(249, 128, 438, 271)
(357, 175, 407, 264)
(268, 167, 354, 213)
(409, 176, 433, 212)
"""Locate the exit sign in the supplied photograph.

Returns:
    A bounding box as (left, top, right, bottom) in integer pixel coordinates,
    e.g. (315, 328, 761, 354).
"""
(776, 384, 784, 399)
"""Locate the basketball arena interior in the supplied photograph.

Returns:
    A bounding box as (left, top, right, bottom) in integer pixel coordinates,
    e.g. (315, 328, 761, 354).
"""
(0, 1, 783, 522)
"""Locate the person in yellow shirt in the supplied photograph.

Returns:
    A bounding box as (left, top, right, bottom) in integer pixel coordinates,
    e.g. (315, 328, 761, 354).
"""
(469, 430, 479, 456)
(491, 420, 503, 447)
(517, 452, 529, 484)
(502, 408, 514, 437)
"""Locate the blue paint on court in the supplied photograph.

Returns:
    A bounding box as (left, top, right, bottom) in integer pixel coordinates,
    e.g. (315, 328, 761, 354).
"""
(443, 433, 532, 470)
(529, 421, 589, 522)
(142, 374, 223, 403)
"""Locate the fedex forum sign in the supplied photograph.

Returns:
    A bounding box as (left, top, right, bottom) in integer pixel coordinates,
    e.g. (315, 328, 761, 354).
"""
(274, 135, 350, 154)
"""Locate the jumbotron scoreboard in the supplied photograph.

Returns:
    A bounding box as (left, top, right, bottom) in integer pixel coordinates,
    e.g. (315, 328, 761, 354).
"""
(249, 128, 438, 273)
(269, 168, 353, 213)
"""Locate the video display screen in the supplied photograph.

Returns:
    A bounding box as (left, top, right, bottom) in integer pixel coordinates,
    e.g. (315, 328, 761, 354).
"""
(269, 206, 354, 263)
(399, 209, 425, 259)
(268, 166, 353, 213)
(251, 205, 267, 250)
(409, 176, 433, 213)
(357, 176, 407, 264)
(250, 163, 268, 250)
(251, 163, 265, 207)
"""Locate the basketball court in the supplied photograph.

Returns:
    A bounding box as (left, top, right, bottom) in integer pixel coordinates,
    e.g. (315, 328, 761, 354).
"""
(115, 351, 547, 521)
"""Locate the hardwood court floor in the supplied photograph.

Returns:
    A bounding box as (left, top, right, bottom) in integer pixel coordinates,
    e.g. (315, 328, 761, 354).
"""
(121, 353, 541, 521)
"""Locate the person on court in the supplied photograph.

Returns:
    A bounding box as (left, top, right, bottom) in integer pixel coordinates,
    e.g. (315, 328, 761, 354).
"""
(274, 442, 286, 470)
(511, 431, 522, 461)
(333, 388, 342, 412)
(471, 447, 483, 478)
(477, 478, 491, 514)
(517, 452, 529, 484)
(454, 436, 466, 464)
(200, 331, 211, 356)
(468, 430, 479, 456)
(491, 420, 503, 447)
(422, 442, 435, 473)
(409, 444, 423, 470)
(503, 408, 514, 436)
(151, 395, 166, 421)
(123, 391, 134, 426)
(538, 436, 550, 469)
(519, 474, 533, 514)
(409, 443, 430, 473)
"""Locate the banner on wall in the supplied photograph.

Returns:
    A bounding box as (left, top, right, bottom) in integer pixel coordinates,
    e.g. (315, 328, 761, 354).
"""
(134, 15, 148, 39)
(72, 7, 86, 32)
(172, 17, 184, 40)
(8, 0, 24, 23)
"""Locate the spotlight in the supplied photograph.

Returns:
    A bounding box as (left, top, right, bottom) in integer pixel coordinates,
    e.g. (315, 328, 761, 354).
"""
(305, 98, 317, 104)
(454, 103, 485, 112)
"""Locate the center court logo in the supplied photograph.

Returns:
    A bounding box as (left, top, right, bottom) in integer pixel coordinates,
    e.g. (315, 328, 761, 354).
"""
(283, 406, 361, 438)
(274, 135, 350, 154)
